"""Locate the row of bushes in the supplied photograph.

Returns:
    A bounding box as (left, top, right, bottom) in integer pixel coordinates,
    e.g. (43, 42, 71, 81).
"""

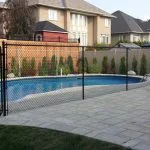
(10, 55, 74, 77)
(77, 53, 147, 75)
(10, 54, 147, 77)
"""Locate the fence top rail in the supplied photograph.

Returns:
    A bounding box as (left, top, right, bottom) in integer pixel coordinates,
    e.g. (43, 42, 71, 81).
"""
(1, 41, 150, 49)
(2, 42, 146, 49)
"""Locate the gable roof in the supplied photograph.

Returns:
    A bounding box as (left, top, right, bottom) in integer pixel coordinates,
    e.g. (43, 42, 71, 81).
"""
(111, 11, 144, 34)
(29, 0, 113, 17)
(35, 21, 68, 33)
(135, 19, 150, 32)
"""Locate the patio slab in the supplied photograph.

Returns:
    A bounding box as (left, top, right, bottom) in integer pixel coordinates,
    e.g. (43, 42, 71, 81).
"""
(1, 85, 150, 150)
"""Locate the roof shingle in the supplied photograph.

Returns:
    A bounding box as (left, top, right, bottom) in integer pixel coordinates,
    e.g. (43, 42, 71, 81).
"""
(29, 0, 113, 17)
(112, 11, 150, 34)
(35, 21, 68, 33)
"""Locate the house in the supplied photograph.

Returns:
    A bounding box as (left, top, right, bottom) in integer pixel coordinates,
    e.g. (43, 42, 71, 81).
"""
(111, 10, 150, 44)
(34, 21, 69, 42)
(28, 0, 113, 46)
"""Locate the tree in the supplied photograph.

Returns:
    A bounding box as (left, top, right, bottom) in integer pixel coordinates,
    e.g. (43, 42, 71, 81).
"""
(11, 57, 19, 76)
(77, 57, 88, 74)
(132, 55, 138, 74)
(21, 58, 29, 76)
(140, 53, 147, 75)
(110, 57, 116, 74)
(4, 0, 35, 38)
(102, 56, 109, 74)
(61, 63, 70, 75)
(119, 57, 126, 74)
(40, 57, 48, 76)
(88, 57, 100, 73)
(67, 56, 74, 74)
(50, 55, 57, 76)
(29, 57, 36, 76)
(59, 56, 64, 67)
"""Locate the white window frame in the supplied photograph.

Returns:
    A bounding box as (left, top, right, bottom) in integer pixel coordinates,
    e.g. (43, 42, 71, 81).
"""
(105, 18, 110, 28)
(48, 9, 57, 21)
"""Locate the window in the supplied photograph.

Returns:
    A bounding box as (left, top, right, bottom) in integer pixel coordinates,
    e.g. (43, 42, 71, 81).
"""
(105, 18, 110, 27)
(85, 16, 87, 26)
(133, 36, 140, 42)
(49, 9, 57, 20)
(72, 14, 75, 25)
(143, 36, 148, 42)
(70, 13, 88, 45)
(101, 34, 109, 44)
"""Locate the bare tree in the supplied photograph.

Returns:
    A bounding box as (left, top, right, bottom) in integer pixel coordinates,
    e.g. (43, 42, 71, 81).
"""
(4, 0, 35, 39)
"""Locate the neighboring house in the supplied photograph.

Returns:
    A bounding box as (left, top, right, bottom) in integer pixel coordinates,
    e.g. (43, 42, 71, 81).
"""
(34, 21, 68, 42)
(111, 11, 150, 44)
(29, 0, 113, 46)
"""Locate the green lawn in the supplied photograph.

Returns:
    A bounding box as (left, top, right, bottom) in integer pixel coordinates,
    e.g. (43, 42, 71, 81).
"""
(0, 125, 132, 150)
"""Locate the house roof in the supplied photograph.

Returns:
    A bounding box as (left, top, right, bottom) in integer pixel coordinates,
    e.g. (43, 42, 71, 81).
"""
(35, 21, 68, 33)
(29, 0, 113, 17)
(111, 11, 144, 34)
(119, 43, 141, 49)
(135, 19, 150, 32)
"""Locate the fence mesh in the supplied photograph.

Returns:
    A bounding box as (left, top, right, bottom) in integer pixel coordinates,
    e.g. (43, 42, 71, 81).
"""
(1, 41, 150, 114)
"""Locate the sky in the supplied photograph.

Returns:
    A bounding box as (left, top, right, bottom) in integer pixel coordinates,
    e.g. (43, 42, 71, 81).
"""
(0, 0, 150, 20)
(85, 0, 150, 20)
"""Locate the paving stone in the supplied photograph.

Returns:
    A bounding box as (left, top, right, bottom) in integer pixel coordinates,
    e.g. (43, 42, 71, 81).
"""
(123, 139, 142, 148)
(100, 126, 127, 135)
(138, 134, 150, 143)
(118, 130, 144, 139)
(95, 132, 130, 145)
(133, 142, 150, 150)
(70, 127, 92, 135)
(85, 129, 103, 138)
(45, 122, 77, 132)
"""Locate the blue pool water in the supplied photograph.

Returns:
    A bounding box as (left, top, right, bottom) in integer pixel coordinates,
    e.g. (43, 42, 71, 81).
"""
(6, 76, 141, 101)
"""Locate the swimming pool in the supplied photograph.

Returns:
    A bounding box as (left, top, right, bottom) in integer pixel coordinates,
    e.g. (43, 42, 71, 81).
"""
(6, 75, 142, 101)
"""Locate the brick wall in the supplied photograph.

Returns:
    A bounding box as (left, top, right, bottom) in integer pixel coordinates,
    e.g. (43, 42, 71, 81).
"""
(43, 32, 68, 42)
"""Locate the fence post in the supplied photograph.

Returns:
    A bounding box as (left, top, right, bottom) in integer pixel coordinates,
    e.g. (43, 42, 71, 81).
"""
(82, 46, 85, 100)
(2, 41, 7, 116)
(126, 48, 129, 91)
(0, 46, 3, 115)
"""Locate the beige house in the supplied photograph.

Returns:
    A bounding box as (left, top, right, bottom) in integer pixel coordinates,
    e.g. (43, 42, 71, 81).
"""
(29, 0, 113, 46)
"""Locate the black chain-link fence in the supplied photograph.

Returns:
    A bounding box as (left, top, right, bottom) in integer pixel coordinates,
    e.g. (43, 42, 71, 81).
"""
(1, 41, 150, 115)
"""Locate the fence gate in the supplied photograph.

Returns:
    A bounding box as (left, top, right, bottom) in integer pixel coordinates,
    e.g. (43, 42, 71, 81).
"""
(0, 42, 8, 116)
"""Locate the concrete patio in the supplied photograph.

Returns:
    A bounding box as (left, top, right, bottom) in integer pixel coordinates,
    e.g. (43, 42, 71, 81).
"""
(1, 85, 150, 150)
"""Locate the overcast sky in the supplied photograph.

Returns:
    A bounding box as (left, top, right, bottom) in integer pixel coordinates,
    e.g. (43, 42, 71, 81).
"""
(1, 0, 150, 20)
(85, 0, 150, 20)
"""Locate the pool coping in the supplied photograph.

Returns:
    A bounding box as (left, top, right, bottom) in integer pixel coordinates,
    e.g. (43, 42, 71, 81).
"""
(7, 74, 145, 81)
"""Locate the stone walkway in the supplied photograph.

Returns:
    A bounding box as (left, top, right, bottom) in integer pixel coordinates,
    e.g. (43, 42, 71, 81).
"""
(1, 86, 150, 150)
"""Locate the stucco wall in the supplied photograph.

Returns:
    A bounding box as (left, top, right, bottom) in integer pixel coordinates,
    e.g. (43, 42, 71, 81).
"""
(98, 16, 111, 44)
(88, 16, 94, 46)
(37, 6, 65, 29)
